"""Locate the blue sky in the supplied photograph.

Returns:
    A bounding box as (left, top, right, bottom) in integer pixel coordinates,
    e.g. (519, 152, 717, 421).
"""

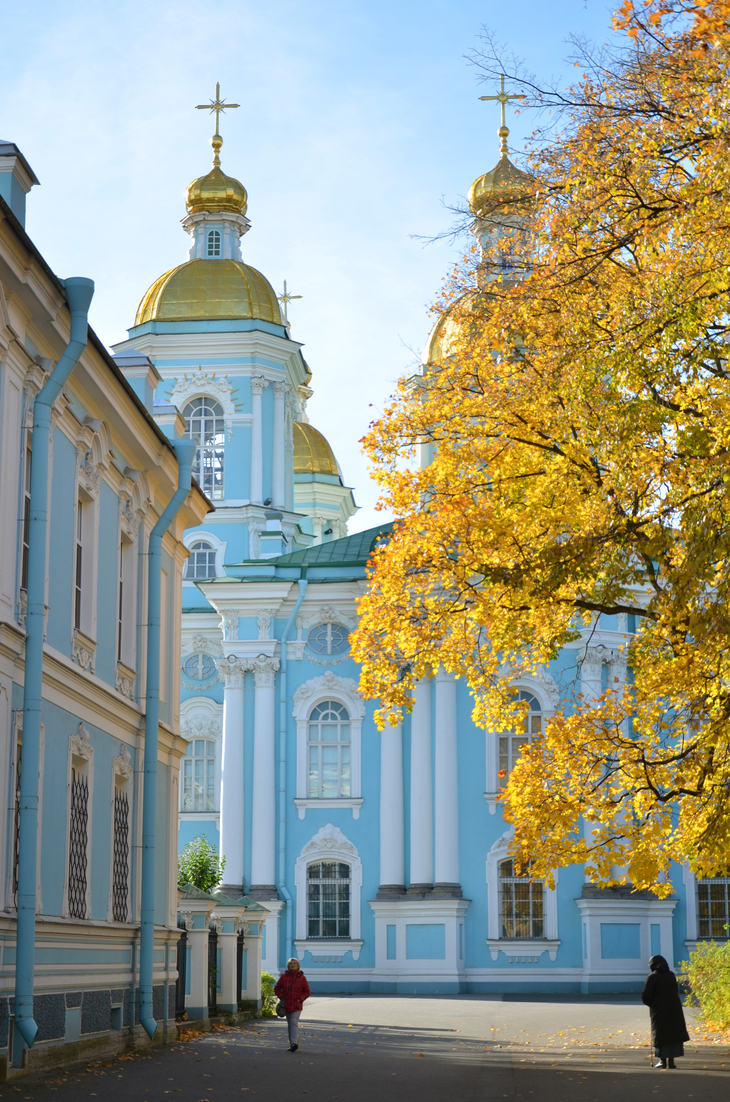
(2, 0, 617, 530)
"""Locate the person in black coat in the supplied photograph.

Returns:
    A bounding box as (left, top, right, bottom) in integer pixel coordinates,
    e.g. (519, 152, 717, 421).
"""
(641, 955, 690, 1068)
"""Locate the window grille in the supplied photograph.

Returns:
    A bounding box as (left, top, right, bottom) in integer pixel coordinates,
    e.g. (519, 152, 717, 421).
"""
(308, 700, 350, 798)
(207, 229, 222, 257)
(499, 691, 542, 778)
(307, 861, 350, 938)
(68, 767, 89, 919)
(182, 652, 217, 682)
(184, 540, 217, 580)
(112, 787, 129, 922)
(12, 744, 21, 905)
(74, 501, 83, 631)
(20, 447, 31, 591)
(306, 622, 349, 656)
(182, 739, 216, 812)
(184, 398, 225, 500)
(698, 878, 730, 938)
(499, 858, 544, 938)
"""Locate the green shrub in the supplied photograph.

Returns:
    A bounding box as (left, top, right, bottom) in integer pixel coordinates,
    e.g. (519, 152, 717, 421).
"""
(680, 939, 730, 1030)
(261, 971, 277, 1017)
(177, 834, 226, 894)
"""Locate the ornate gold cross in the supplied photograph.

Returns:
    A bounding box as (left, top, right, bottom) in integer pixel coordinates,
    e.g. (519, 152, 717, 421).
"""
(277, 280, 302, 327)
(479, 74, 525, 156)
(196, 82, 240, 137)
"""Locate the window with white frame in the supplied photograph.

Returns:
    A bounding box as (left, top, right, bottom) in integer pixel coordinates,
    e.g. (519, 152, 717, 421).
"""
(68, 761, 90, 919)
(184, 540, 217, 580)
(184, 398, 225, 501)
(74, 499, 84, 631)
(697, 877, 730, 938)
(117, 533, 136, 668)
(308, 701, 350, 798)
(20, 442, 31, 591)
(499, 690, 542, 778)
(182, 737, 216, 811)
(499, 858, 544, 938)
(306, 623, 349, 656)
(206, 229, 222, 257)
(307, 860, 350, 938)
(182, 652, 217, 683)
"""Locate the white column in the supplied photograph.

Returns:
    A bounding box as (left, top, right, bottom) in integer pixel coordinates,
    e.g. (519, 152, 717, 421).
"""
(250, 377, 268, 505)
(379, 720, 404, 891)
(409, 678, 433, 890)
(434, 668, 460, 892)
(216, 657, 248, 893)
(272, 381, 288, 508)
(250, 656, 280, 893)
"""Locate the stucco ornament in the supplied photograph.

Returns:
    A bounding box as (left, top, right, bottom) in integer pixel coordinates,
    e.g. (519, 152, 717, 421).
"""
(301, 822, 357, 858)
(113, 743, 133, 781)
(292, 671, 365, 718)
(219, 609, 240, 641)
(72, 639, 96, 674)
(168, 372, 237, 422)
(70, 722, 94, 761)
(183, 633, 223, 658)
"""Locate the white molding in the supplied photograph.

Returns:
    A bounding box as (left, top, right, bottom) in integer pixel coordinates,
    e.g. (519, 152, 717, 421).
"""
(294, 823, 362, 946)
(292, 672, 364, 800)
(293, 938, 363, 963)
(179, 697, 222, 813)
(485, 672, 559, 797)
(486, 938, 561, 963)
(485, 829, 559, 946)
(683, 864, 697, 941)
(294, 797, 363, 820)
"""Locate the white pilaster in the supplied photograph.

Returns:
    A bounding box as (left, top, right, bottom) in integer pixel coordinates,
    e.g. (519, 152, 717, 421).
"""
(216, 657, 248, 893)
(409, 678, 433, 889)
(272, 381, 288, 508)
(250, 377, 268, 506)
(434, 669, 460, 892)
(250, 655, 280, 893)
(379, 720, 404, 891)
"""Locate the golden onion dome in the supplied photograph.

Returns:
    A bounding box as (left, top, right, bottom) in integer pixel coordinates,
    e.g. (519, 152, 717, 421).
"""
(293, 422, 341, 478)
(422, 291, 484, 365)
(135, 259, 282, 325)
(186, 165, 248, 216)
(469, 154, 532, 219)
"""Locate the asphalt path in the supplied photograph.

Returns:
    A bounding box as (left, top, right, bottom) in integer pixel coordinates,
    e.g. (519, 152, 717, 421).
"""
(5, 994, 730, 1102)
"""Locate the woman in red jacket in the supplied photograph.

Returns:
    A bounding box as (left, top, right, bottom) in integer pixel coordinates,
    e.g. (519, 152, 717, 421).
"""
(274, 958, 310, 1051)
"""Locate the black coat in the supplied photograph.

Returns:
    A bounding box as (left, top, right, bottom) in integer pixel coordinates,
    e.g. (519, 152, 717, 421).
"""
(641, 970, 690, 1047)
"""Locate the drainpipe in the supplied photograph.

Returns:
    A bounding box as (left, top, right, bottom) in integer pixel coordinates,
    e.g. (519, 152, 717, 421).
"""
(138, 437, 197, 1040)
(277, 570, 308, 966)
(15, 278, 95, 1051)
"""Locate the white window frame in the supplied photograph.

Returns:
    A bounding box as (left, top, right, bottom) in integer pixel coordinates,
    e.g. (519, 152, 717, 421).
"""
(206, 229, 222, 257)
(179, 697, 222, 818)
(484, 674, 558, 814)
(183, 396, 226, 501)
(63, 723, 94, 920)
(306, 699, 352, 800)
(485, 829, 560, 962)
(182, 530, 227, 587)
(292, 674, 364, 819)
(107, 744, 133, 923)
(294, 823, 363, 961)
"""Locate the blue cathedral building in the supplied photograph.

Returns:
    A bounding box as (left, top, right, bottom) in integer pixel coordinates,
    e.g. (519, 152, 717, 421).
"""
(109, 104, 723, 995)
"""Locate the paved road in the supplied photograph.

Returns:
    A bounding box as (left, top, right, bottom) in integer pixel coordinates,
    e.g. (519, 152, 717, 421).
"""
(6, 995, 730, 1102)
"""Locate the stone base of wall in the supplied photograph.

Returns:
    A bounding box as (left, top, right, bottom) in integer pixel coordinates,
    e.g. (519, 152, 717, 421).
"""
(0, 1021, 167, 1081)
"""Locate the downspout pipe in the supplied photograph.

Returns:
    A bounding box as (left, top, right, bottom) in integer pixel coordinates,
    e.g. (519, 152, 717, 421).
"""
(277, 570, 308, 967)
(138, 437, 197, 1040)
(16, 277, 95, 1050)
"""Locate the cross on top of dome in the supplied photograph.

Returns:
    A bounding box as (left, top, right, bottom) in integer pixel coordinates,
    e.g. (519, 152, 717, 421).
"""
(195, 82, 240, 167)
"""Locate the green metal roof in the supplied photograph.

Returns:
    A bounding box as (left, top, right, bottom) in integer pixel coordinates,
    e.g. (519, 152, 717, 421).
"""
(273, 523, 393, 567)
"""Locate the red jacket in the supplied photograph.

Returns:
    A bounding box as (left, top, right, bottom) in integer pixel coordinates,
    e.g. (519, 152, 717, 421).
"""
(274, 970, 310, 1012)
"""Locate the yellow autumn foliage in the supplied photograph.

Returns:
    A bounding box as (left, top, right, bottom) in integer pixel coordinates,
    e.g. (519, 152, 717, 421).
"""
(351, 0, 730, 895)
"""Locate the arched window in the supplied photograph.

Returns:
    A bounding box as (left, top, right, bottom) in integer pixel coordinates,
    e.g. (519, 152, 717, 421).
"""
(206, 229, 221, 257)
(307, 860, 350, 938)
(306, 623, 349, 656)
(308, 700, 350, 798)
(184, 397, 225, 501)
(697, 877, 730, 938)
(499, 690, 541, 778)
(182, 738, 216, 811)
(184, 540, 217, 580)
(499, 858, 544, 938)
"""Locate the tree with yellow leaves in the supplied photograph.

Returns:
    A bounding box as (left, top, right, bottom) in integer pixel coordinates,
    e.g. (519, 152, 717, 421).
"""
(351, 0, 730, 895)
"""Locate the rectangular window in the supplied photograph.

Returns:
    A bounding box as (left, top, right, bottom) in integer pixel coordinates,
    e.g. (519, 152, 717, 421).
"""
(698, 879, 730, 938)
(498, 691, 542, 778)
(74, 501, 83, 631)
(117, 547, 123, 662)
(182, 739, 215, 812)
(499, 859, 544, 938)
(20, 446, 31, 591)
(68, 766, 89, 919)
(112, 783, 129, 922)
(307, 861, 350, 938)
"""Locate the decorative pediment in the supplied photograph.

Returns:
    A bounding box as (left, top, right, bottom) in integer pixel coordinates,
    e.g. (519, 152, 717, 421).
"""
(292, 671, 365, 720)
(113, 743, 133, 781)
(70, 722, 93, 761)
(300, 822, 357, 859)
(168, 372, 237, 425)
